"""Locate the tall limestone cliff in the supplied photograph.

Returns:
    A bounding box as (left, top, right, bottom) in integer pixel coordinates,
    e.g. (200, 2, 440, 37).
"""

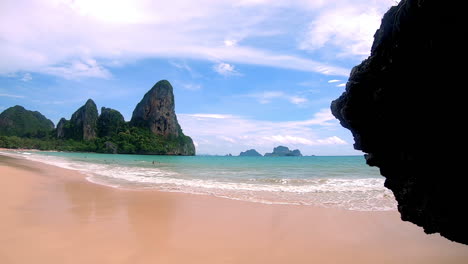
(2, 81, 195, 156)
(131, 80, 181, 137)
(130, 80, 195, 155)
(56, 118, 67, 139)
(57, 99, 98, 141)
(71, 99, 98, 140)
(0, 105, 54, 137)
(331, 0, 466, 244)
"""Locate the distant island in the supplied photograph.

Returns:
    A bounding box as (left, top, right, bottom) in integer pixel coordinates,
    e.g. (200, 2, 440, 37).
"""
(239, 149, 262, 157)
(264, 146, 302, 157)
(0, 80, 195, 155)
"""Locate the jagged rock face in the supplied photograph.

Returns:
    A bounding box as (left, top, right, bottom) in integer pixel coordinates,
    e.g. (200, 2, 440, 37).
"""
(97, 107, 125, 138)
(56, 118, 67, 138)
(131, 80, 181, 137)
(0, 105, 54, 137)
(331, 0, 466, 244)
(69, 99, 98, 141)
(130, 80, 195, 156)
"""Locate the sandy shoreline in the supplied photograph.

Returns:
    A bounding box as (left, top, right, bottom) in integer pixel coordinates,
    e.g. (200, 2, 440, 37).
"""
(1, 154, 467, 263)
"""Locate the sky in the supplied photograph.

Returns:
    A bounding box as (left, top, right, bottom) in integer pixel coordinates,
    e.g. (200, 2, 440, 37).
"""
(0, 0, 396, 155)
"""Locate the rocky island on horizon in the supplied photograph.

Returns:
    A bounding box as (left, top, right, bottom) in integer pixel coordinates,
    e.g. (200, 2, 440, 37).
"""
(0, 80, 195, 156)
(264, 146, 302, 157)
(239, 149, 262, 157)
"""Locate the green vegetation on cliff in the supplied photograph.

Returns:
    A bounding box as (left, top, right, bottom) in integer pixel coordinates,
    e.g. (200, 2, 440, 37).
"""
(0, 126, 195, 155)
(0, 105, 54, 137)
(97, 107, 126, 138)
(0, 80, 196, 155)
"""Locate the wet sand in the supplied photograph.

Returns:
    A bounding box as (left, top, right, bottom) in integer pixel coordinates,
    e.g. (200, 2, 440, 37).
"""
(1, 154, 467, 264)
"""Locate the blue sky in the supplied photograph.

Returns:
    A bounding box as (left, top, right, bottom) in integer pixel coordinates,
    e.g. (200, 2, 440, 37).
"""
(0, 0, 395, 155)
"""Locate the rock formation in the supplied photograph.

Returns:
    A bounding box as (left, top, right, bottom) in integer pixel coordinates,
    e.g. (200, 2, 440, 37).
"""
(131, 80, 181, 137)
(0, 105, 54, 137)
(50, 80, 195, 155)
(57, 99, 98, 141)
(331, 0, 467, 244)
(130, 80, 195, 155)
(97, 107, 125, 138)
(264, 146, 302, 157)
(239, 149, 262, 157)
(1, 80, 195, 155)
(56, 118, 67, 138)
(71, 99, 98, 140)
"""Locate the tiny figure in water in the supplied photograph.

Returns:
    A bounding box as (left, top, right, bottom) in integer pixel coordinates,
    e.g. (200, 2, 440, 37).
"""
(152, 161, 155, 165)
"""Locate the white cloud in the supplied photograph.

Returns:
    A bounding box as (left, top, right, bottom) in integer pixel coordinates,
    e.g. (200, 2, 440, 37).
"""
(316, 136, 347, 145)
(248, 91, 308, 105)
(0, 93, 25, 98)
(0, 0, 355, 79)
(218, 136, 237, 143)
(250, 91, 284, 104)
(178, 108, 350, 155)
(181, 83, 202, 91)
(169, 60, 201, 78)
(336, 83, 346, 87)
(261, 135, 315, 145)
(169, 60, 193, 72)
(21, 73, 32, 82)
(42, 59, 111, 80)
(224, 40, 237, 47)
(213, 62, 238, 76)
(186, 114, 238, 119)
(213, 62, 240, 76)
(289, 96, 308, 105)
(287, 108, 336, 126)
(299, 1, 394, 57)
(328, 79, 340, 83)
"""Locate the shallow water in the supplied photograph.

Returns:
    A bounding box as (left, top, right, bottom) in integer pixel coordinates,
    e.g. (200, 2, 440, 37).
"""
(2, 150, 396, 211)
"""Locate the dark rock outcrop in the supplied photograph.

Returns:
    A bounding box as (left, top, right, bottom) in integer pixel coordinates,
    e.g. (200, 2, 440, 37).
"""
(97, 107, 125, 138)
(129, 80, 195, 155)
(55, 99, 98, 141)
(239, 149, 262, 157)
(69, 99, 99, 141)
(0, 105, 54, 137)
(103, 141, 118, 154)
(131, 80, 181, 137)
(264, 146, 302, 157)
(56, 118, 67, 139)
(331, 0, 466, 244)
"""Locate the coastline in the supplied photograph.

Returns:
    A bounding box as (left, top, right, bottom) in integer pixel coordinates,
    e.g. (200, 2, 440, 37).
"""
(1, 154, 467, 263)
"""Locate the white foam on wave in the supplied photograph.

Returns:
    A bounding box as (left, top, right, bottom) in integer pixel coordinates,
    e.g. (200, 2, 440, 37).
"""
(4, 151, 397, 211)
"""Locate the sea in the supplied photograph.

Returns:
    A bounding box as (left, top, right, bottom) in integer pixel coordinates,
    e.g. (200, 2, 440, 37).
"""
(2, 150, 397, 211)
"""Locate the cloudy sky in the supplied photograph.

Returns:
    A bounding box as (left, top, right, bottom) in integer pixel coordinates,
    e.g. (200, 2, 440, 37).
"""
(0, 0, 396, 155)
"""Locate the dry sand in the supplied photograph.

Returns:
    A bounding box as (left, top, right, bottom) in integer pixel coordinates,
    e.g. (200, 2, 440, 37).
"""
(1, 154, 467, 264)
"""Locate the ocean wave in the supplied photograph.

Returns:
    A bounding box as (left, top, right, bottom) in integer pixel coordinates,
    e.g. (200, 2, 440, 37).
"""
(3, 151, 397, 211)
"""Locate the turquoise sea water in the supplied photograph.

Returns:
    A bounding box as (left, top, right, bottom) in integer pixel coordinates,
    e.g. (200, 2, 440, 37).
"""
(2, 150, 396, 211)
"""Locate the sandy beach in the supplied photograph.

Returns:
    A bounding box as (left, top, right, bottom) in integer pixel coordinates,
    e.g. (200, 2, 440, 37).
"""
(1, 153, 467, 264)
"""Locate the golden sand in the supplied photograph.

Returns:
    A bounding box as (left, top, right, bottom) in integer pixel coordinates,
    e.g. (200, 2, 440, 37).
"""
(1, 154, 467, 263)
